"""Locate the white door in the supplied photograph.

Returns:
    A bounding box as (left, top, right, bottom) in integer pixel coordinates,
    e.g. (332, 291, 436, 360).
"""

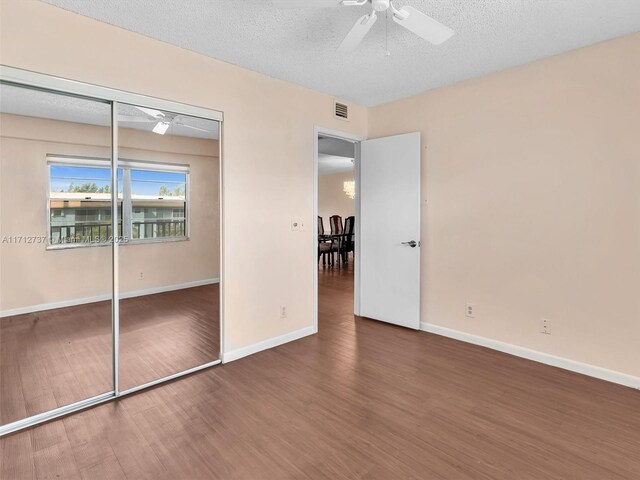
(359, 132, 421, 329)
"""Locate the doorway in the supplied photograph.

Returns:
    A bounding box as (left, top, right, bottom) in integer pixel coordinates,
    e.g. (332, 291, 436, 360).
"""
(313, 127, 422, 333)
(313, 128, 364, 332)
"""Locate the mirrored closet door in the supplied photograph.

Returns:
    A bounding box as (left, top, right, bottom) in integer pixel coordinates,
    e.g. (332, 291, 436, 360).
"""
(0, 84, 114, 426)
(0, 70, 222, 435)
(115, 103, 221, 392)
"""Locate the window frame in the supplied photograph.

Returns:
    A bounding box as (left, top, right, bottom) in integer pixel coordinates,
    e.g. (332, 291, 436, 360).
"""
(46, 155, 190, 250)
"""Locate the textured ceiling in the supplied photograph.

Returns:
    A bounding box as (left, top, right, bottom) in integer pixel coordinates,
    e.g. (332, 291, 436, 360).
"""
(42, 0, 640, 106)
(1, 83, 110, 125)
(0, 83, 219, 139)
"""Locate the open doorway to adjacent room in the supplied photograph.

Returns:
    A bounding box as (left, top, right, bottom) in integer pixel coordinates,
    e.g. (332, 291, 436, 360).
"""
(313, 129, 363, 332)
(314, 127, 422, 335)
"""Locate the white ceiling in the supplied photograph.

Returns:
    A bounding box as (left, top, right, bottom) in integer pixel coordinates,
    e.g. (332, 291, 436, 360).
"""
(318, 154, 354, 175)
(41, 0, 640, 106)
(0, 83, 219, 139)
(318, 136, 355, 175)
(319, 136, 355, 158)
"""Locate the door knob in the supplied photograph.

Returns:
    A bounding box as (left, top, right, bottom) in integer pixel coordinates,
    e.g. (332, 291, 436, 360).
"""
(401, 240, 418, 248)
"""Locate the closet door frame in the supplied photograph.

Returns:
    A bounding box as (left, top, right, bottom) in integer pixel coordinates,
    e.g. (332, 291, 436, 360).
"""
(0, 65, 224, 436)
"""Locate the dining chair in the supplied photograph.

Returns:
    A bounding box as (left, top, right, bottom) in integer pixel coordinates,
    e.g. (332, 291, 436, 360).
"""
(318, 215, 325, 236)
(329, 215, 343, 235)
(318, 216, 336, 266)
(340, 215, 355, 265)
(328, 215, 345, 267)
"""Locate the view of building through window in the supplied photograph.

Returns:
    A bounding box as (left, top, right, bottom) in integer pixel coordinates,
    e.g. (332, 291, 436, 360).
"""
(130, 168, 187, 240)
(49, 161, 188, 246)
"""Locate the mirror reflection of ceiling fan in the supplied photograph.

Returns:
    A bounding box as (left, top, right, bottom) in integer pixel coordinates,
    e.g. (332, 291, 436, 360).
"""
(119, 106, 210, 135)
(273, 0, 454, 52)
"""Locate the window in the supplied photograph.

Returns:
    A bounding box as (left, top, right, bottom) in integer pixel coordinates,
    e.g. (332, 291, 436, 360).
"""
(48, 157, 189, 247)
(49, 163, 120, 246)
(129, 169, 187, 240)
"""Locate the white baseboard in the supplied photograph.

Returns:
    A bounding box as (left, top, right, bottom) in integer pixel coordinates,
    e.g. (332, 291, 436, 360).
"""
(223, 326, 315, 363)
(0, 278, 219, 318)
(420, 323, 640, 390)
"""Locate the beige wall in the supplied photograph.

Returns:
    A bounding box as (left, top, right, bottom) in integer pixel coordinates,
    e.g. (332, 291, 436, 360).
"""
(0, 113, 220, 312)
(318, 171, 354, 231)
(0, 0, 368, 352)
(369, 33, 640, 378)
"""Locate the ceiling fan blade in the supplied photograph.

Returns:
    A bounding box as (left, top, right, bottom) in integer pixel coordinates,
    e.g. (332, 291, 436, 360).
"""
(338, 12, 378, 52)
(134, 105, 165, 119)
(392, 6, 454, 45)
(175, 122, 210, 133)
(272, 0, 342, 8)
(118, 116, 156, 123)
(152, 121, 170, 135)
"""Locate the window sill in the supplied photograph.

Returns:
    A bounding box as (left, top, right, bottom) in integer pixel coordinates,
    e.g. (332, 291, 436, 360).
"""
(46, 237, 189, 251)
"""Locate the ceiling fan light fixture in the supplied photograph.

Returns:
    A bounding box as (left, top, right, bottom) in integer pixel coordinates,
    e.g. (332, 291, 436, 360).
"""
(152, 121, 170, 135)
(371, 0, 390, 12)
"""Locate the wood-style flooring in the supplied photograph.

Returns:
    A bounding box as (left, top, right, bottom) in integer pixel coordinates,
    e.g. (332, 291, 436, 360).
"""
(1, 285, 220, 425)
(1, 259, 639, 479)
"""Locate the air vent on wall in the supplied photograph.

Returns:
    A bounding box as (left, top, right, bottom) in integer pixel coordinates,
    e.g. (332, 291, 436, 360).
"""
(334, 101, 349, 121)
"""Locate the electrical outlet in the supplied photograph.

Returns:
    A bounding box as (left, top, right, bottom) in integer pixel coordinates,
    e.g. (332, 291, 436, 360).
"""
(540, 318, 551, 335)
(298, 220, 305, 232)
(291, 219, 300, 232)
(139, 272, 144, 280)
(280, 305, 287, 319)
(465, 303, 475, 318)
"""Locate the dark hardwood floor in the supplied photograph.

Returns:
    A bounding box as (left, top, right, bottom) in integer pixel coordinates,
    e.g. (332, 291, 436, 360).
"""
(1, 258, 639, 479)
(1, 285, 220, 425)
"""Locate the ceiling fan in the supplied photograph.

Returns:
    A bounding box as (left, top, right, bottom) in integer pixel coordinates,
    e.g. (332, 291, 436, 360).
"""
(119, 106, 210, 135)
(273, 0, 454, 52)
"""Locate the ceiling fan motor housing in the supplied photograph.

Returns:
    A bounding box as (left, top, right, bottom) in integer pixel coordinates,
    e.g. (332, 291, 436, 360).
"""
(371, 0, 390, 12)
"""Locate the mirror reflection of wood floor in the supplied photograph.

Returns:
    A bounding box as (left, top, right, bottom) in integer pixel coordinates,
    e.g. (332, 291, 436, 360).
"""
(1, 285, 220, 426)
(2, 259, 639, 479)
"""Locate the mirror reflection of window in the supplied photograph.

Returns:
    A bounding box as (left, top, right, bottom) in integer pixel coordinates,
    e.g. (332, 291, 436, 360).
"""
(47, 160, 192, 245)
(130, 169, 188, 240)
(49, 163, 120, 245)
